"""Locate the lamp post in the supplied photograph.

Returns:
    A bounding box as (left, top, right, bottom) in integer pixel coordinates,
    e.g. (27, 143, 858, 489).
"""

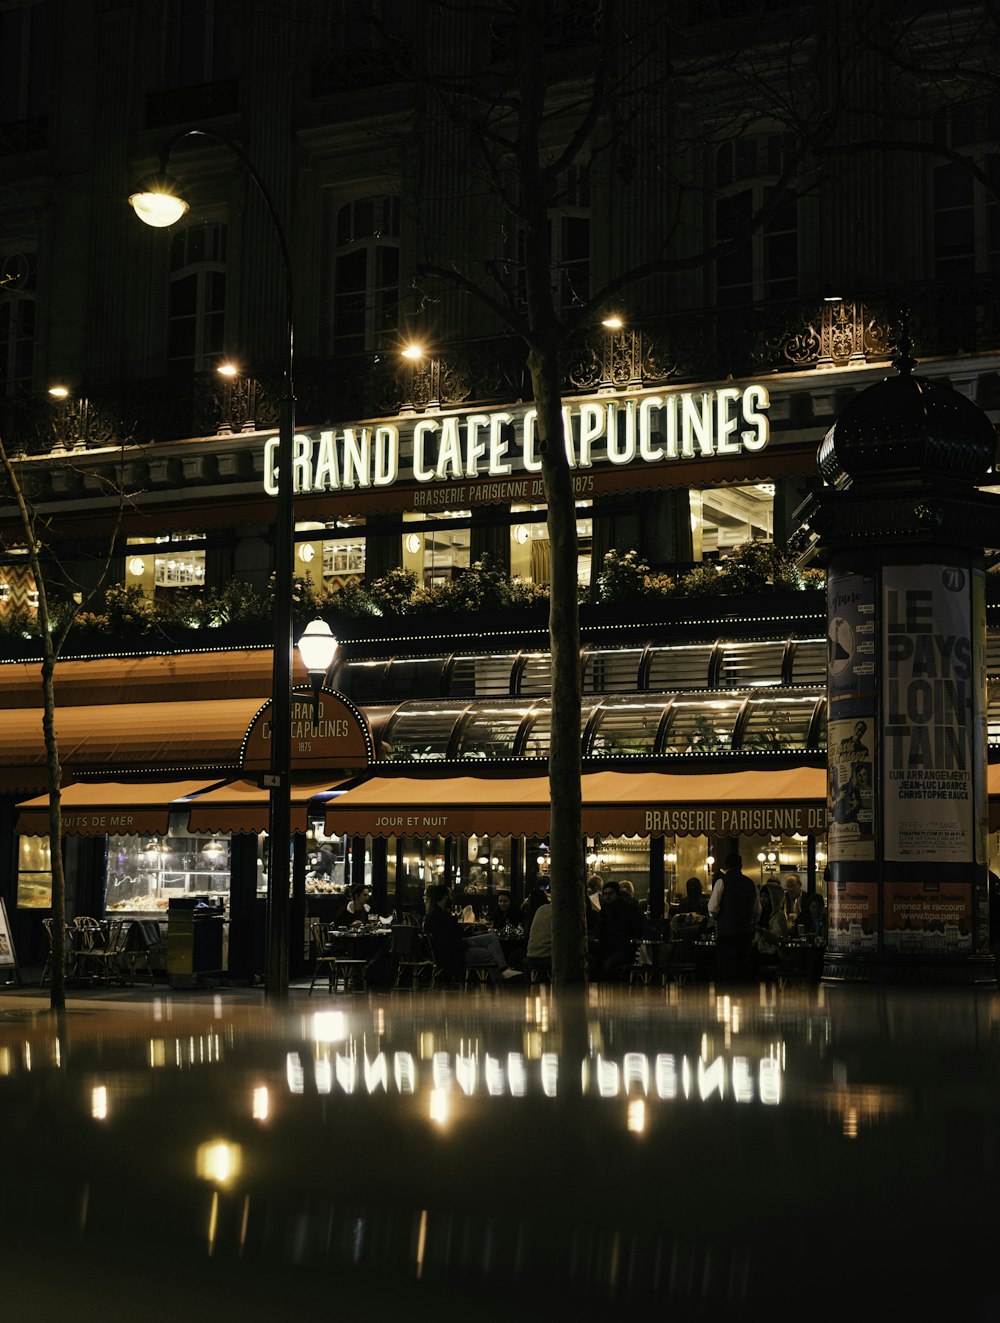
(130, 128, 297, 996)
(298, 618, 339, 726)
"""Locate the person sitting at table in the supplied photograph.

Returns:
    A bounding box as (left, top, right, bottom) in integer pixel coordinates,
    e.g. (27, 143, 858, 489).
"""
(595, 880, 643, 981)
(800, 892, 828, 944)
(489, 889, 519, 931)
(670, 878, 708, 941)
(521, 886, 550, 932)
(524, 890, 552, 978)
(423, 884, 522, 982)
(338, 885, 374, 927)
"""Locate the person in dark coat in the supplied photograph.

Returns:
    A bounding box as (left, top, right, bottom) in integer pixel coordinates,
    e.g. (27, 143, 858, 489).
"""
(708, 852, 761, 986)
(423, 884, 522, 982)
(595, 879, 644, 981)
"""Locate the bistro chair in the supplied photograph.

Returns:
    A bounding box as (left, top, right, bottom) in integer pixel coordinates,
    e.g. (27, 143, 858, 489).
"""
(40, 918, 74, 985)
(523, 956, 551, 985)
(626, 941, 656, 988)
(308, 919, 368, 994)
(71, 916, 106, 981)
(391, 925, 437, 990)
(658, 940, 696, 988)
(83, 919, 133, 984)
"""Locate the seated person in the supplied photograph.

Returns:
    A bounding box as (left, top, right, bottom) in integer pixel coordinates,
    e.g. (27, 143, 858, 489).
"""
(800, 893, 828, 944)
(676, 876, 708, 917)
(423, 884, 522, 982)
(489, 889, 519, 931)
(527, 892, 552, 955)
(338, 885, 374, 927)
(595, 880, 643, 981)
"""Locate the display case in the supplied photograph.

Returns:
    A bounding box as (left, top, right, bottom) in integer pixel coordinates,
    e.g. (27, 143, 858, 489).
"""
(106, 834, 231, 915)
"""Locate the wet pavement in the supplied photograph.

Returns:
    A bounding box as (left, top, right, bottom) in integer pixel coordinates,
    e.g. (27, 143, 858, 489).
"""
(0, 979, 997, 1321)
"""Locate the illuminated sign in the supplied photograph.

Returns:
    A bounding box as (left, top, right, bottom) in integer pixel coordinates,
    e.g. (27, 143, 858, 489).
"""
(262, 384, 770, 496)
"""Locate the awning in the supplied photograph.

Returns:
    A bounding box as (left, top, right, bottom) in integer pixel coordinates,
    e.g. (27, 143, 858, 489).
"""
(0, 698, 266, 777)
(323, 766, 828, 838)
(185, 778, 348, 835)
(15, 779, 225, 836)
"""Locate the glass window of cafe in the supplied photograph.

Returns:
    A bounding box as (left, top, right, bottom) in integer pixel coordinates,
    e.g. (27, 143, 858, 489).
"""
(106, 833, 232, 914)
(125, 533, 206, 601)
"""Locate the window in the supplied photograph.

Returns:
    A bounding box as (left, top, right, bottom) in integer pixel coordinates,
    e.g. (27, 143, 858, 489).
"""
(333, 196, 400, 353)
(0, 250, 36, 392)
(697, 483, 774, 557)
(168, 224, 227, 374)
(511, 167, 591, 317)
(714, 134, 797, 304)
(17, 835, 51, 909)
(126, 533, 206, 597)
(932, 99, 1000, 278)
(159, 0, 236, 90)
(0, 3, 49, 129)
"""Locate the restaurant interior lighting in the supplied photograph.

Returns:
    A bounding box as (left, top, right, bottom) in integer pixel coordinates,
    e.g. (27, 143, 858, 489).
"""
(48, 384, 70, 399)
(602, 313, 625, 330)
(217, 362, 239, 378)
(402, 342, 425, 361)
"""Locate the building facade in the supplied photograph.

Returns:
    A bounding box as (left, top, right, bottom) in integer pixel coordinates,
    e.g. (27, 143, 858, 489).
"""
(1, 1, 999, 973)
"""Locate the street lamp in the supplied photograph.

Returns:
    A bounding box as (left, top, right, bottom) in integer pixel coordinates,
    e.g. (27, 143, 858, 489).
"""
(298, 618, 339, 726)
(130, 127, 297, 997)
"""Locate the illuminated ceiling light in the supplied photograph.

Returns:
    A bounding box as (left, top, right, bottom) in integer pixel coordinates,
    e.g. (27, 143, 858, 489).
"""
(128, 556, 146, 576)
(823, 294, 843, 303)
(401, 342, 425, 361)
(512, 524, 530, 545)
(601, 313, 624, 330)
(405, 532, 422, 554)
(128, 173, 190, 228)
(217, 362, 239, 378)
(298, 542, 316, 564)
(48, 384, 70, 399)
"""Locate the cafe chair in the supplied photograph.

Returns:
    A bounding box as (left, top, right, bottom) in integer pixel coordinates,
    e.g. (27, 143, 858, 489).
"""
(84, 919, 133, 983)
(308, 919, 367, 994)
(523, 956, 551, 985)
(391, 926, 437, 990)
(71, 916, 106, 981)
(40, 918, 74, 985)
(627, 941, 656, 988)
(658, 940, 696, 987)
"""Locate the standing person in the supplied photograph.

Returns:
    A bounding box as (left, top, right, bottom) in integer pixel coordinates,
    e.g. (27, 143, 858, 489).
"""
(708, 852, 761, 986)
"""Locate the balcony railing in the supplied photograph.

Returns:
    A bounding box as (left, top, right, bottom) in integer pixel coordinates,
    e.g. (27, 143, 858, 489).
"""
(4, 277, 998, 455)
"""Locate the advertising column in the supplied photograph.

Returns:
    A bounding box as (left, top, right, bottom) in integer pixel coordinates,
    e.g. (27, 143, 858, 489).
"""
(881, 563, 987, 959)
(826, 564, 879, 955)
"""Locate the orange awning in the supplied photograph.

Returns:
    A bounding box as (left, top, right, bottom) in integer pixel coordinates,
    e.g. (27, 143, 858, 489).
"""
(323, 766, 828, 838)
(0, 698, 266, 777)
(15, 779, 225, 836)
(185, 778, 348, 835)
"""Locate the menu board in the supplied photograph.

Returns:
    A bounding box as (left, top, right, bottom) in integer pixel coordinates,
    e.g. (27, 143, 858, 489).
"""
(0, 898, 17, 970)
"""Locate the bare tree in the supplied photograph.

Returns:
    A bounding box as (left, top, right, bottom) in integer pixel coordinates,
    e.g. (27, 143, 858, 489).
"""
(0, 438, 124, 1010)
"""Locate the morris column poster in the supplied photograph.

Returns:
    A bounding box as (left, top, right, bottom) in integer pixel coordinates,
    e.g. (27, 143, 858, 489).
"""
(826, 568, 878, 955)
(882, 564, 982, 955)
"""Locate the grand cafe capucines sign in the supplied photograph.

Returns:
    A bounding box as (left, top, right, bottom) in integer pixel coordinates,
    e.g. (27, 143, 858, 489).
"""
(262, 383, 771, 498)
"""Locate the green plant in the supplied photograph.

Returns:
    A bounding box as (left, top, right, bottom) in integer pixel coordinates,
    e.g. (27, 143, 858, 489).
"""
(0, 604, 38, 640)
(677, 562, 725, 596)
(716, 539, 800, 594)
(102, 582, 152, 633)
(799, 566, 826, 590)
(596, 548, 651, 602)
(366, 566, 419, 615)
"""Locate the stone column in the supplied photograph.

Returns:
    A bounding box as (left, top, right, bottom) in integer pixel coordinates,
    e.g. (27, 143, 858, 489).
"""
(798, 355, 1000, 983)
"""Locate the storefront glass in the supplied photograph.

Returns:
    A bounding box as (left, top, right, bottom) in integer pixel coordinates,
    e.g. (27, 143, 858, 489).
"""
(17, 835, 51, 908)
(106, 833, 231, 914)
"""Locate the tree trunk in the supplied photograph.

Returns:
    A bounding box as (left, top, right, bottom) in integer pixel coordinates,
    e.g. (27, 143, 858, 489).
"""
(0, 437, 67, 1010)
(528, 338, 588, 986)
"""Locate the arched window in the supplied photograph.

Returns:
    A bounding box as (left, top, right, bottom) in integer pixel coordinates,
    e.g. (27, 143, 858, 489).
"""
(932, 98, 1000, 278)
(333, 196, 400, 353)
(714, 133, 797, 305)
(168, 223, 227, 374)
(0, 249, 37, 393)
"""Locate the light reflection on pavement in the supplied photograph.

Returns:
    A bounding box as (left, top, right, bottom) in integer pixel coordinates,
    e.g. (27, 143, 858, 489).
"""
(0, 983, 997, 1320)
